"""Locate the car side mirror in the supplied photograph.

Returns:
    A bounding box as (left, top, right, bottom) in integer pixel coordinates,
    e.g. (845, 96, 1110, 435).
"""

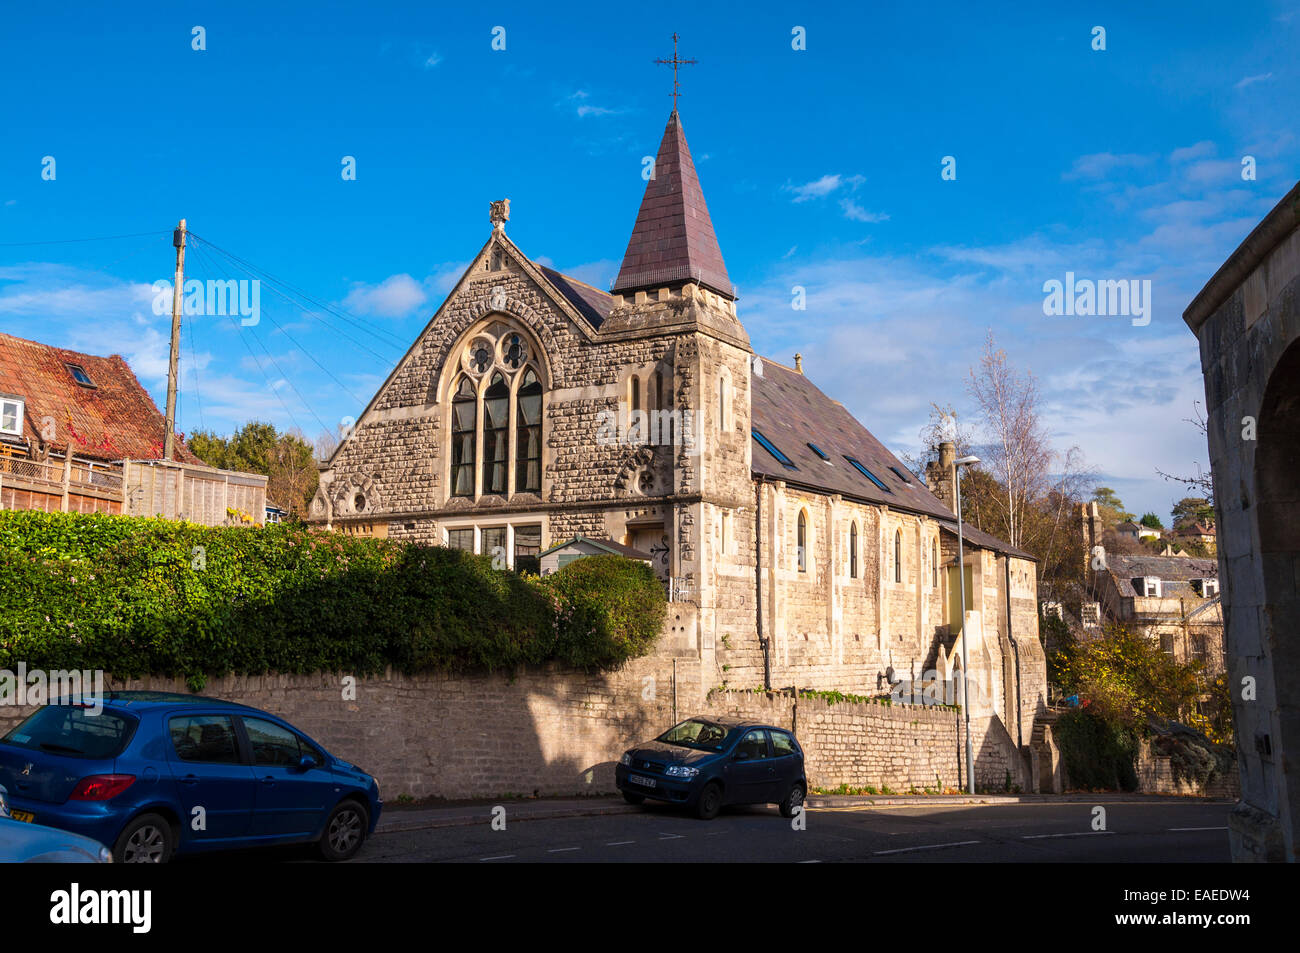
(298, 755, 316, 771)
(734, 750, 750, 761)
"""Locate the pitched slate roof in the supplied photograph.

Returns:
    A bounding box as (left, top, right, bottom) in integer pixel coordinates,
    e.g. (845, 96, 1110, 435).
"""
(1103, 553, 1219, 598)
(0, 331, 199, 463)
(538, 535, 653, 561)
(751, 358, 951, 518)
(538, 266, 612, 330)
(611, 110, 734, 299)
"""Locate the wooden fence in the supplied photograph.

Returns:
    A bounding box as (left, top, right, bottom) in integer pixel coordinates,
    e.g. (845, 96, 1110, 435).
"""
(0, 452, 267, 526)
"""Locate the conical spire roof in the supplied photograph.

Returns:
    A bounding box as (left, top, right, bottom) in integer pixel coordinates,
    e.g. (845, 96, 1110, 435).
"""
(611, 110, 733, 299)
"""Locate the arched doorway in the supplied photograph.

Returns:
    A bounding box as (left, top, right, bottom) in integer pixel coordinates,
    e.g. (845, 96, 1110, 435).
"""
(1257, 337, 1300, 858)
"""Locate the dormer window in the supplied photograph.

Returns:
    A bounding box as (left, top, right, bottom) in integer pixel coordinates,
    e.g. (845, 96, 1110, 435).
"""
(66, 364, 94, 387)
(1194, 578, 1220, 598)
(1134, 576, 1163, 598)
(0, 396, 22, 436)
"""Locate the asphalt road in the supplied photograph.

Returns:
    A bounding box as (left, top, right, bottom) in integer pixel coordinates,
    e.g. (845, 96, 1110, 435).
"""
(352, 798, 1232, 863)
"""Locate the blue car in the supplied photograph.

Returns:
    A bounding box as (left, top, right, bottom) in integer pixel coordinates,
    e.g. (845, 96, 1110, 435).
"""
(615, 716, 807, 820)
(0, 692, 382, 863)
(0, 784, 112, 863)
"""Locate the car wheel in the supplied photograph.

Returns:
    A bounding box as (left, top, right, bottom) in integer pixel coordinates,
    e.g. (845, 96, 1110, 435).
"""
(318, 800, 369, 861)
(622, 791, 646, 806)
(114, 813, 174, 864)
(695, 782, 723, 820)
(780, 782, 806, 818)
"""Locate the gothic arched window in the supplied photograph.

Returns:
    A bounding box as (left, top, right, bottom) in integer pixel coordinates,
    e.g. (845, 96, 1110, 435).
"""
(450, 375, 476, 497)
(515, 368, 542, 493)
(797, 510, 808, 573)
(932, 538, 938, 589)
(849, 522, 858, 579)
(894, 529, 902, 583)
(482, 372, 510, 495)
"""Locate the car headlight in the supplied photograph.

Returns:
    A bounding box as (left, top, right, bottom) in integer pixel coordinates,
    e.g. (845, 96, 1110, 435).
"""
(665, 764, 698, 779)
(98, 846, 113, 864)
(620, 753, 632, 766)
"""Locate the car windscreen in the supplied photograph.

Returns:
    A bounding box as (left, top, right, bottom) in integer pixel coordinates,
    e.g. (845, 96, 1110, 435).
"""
(0, 706, 138, 759)
(656, 719, 737, 752)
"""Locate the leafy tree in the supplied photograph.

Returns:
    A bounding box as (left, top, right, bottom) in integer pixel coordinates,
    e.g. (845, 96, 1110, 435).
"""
(1171, 496, 1215, 529)
(1139, 512, 1164, 530)
(1091, 486, 1134, 525)
(188, 421, 319, 514)
(1065, 623, 1205, 729)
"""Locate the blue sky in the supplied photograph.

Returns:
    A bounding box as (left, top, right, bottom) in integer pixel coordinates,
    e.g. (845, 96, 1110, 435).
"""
(2, 0, 1296, 522)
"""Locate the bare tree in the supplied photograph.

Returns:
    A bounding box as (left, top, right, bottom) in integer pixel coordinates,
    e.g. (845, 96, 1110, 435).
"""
(902, 402, 977, 476)
(314, 427, 340, 463)
(967, 330, 1054, 549)
(1154, 401, 1216, 505)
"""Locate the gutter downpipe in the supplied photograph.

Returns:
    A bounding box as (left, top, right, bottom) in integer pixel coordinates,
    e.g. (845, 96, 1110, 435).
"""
(756, 476, 770, 691)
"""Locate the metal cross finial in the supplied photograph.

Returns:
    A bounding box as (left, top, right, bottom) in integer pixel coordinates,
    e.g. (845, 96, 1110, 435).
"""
(654, 32, 696, 111)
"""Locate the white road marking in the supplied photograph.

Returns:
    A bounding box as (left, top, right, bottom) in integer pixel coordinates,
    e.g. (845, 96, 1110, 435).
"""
(1168, 826, 1228, 832)
(873, 840, 981, 855)
(548, 847, 581, 853)
(658, 833, 685, 840)
(798, 859, 821, 863)
(606, 840, 635, 846)
(480, 855, 515, 861)
(1021, 831, 1115, 839)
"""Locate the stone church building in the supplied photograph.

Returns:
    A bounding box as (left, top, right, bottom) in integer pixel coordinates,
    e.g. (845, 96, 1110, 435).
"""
(310, 108, 1049, 788)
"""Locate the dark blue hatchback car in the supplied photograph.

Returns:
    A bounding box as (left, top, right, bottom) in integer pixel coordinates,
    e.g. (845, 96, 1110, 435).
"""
(616, 716, 806, 820)
(0, 692, 381, 863)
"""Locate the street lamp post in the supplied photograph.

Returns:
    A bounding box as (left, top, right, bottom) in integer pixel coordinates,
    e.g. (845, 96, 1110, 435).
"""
(953, 454, 980, 795)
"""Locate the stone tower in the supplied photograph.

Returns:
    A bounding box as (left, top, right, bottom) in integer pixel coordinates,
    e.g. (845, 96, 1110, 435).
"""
(603, 108, 753, 614)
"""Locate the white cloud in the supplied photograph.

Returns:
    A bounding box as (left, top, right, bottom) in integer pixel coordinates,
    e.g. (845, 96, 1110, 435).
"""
(840, 199, 889, 223)
(424, 52, 442, 69)
(786, 173, 864, 203)
(1234, 72, 1273, 90)
(341, 273, 428, 318)
(1062, 152, 1154, 181)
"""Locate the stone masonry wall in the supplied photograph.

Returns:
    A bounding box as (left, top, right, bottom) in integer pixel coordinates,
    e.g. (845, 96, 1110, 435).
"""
(0, 664, 1034, 799)
(706, 690, 963, 792)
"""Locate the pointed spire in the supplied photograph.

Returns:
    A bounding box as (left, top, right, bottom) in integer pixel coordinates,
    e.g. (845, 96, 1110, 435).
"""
(611, 110, 734, 300)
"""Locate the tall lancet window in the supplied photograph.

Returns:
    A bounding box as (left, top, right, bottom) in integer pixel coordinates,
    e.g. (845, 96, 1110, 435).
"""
(894, 529, 902, 583)
(515, 368, 542, 493)
(482, 372, 510, 495)
(797, 510, 808, 573)
(849, 522, 858, 579)
(450, 376, 477, 497)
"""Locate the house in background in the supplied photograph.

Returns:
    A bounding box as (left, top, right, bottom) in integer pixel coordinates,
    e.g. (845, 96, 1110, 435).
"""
(1171, 520, 1217, 555)
(0, 331, 267, 525)
(1116, 520, 1161, 543)
(538, 536, 653, 577)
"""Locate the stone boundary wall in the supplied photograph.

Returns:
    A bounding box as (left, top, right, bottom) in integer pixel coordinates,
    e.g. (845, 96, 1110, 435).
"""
(1136, 739, 1241, 799)
(704, 690, 963, 792)
(0, 665, 1033, 799)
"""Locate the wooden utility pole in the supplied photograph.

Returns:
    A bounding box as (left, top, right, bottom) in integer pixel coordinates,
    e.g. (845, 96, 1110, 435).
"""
(163, 218, 186, 461)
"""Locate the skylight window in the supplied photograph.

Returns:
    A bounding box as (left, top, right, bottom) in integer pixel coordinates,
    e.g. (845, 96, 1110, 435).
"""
(807, 442, 831, 462)
(66, 364, 93, 387)
(889, 465, 913, 484)
(844, 456, 890, 492)
(753, 429, 797, 469)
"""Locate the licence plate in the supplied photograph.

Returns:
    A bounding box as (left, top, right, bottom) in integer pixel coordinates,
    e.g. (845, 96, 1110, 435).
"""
(9, 810, 34, 823)
(629, 775, 656, 788)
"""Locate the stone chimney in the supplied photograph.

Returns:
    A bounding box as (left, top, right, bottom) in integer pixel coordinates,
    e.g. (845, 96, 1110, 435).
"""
(926, 440, 958, 513)
(1081, 501, 1103, 575)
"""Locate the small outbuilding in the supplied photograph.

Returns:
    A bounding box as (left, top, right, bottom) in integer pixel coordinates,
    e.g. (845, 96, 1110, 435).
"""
(538, 535, 654, 576)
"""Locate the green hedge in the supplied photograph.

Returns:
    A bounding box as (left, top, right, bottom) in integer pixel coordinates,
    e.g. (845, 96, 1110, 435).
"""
(1054, 708, 1140, 792)
(0, 512, 664, 686)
